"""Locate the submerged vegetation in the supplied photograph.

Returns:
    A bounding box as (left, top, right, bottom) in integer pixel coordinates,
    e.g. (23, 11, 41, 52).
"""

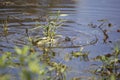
(0, 12, 120, 80)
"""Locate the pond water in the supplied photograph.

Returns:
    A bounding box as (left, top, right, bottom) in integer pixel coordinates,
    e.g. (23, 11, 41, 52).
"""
(0, 0, 120, 79)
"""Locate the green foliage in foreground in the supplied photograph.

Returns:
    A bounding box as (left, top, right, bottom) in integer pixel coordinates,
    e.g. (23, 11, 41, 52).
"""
(0, 11, 67, 80)
(0, 46, 67, 80)
(0, 45, 120, 80)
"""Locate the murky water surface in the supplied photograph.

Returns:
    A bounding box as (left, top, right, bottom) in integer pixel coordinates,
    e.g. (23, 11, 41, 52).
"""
(0, 0, 120, 79)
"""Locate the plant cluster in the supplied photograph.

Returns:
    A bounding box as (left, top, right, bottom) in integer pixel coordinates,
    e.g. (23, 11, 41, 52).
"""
(0, 12, 67, 80)
(0, 12, 120, 80)
(27, 11, 63, 47)
(0, 46, 67, 80)
(93, 46, 120, 80)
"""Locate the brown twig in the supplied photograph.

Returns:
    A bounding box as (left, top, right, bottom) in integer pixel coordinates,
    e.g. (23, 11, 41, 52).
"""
(98, 23, 109, 43)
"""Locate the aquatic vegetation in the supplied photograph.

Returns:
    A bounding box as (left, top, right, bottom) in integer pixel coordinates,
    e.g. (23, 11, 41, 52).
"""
(88, 19, 115, 43)
(93, 46, 120, 80)
(2, 16, 9, 43)
(0, 12, 120, 80)
(25, 11, 63, 48)
(0, 46, 67, 80)
(0, 14, 88, 80)
(98, 23, 109, 43)
(1, 45, 119, 80)
(64, 47, 89, 61)
(0, 13, 67, 79)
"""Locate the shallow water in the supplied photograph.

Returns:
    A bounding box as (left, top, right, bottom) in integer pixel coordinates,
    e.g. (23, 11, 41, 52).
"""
(0, 0, 120, 79)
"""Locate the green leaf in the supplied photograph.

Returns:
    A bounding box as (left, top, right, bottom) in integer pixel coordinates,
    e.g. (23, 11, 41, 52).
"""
(15, 47, 22, 55)
(28, 60, 41, 74)
(22, 46, 29, 55)
(110, 74, 116, 80)
(72, 52, 82, 57)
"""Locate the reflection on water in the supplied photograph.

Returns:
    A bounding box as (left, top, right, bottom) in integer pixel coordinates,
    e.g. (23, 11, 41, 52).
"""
(0, 0, 120, 79)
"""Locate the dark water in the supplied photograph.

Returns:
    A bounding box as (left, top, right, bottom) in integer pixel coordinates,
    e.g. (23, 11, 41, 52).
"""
(0, 0, 120, 79)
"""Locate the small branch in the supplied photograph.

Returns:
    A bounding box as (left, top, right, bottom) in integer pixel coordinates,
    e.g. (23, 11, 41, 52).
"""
(98, 23, 109, 43)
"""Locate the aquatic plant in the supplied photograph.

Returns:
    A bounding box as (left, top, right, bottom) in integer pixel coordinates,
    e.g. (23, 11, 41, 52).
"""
(0, 11, 68, 80)
(0, 46, 67, 80)
(2, 16, 9, 43)
(31, 11, 62, 44)
(1, 12, 120, 80)
(64, 47, 89, 62)
(93, 46, 120, 80)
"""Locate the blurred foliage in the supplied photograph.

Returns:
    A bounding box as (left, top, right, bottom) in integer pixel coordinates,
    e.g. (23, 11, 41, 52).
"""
(0, 46, 67, 80)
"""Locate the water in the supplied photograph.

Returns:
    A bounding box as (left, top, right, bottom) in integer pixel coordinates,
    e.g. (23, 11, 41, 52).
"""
(0, 0, 120, 79)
